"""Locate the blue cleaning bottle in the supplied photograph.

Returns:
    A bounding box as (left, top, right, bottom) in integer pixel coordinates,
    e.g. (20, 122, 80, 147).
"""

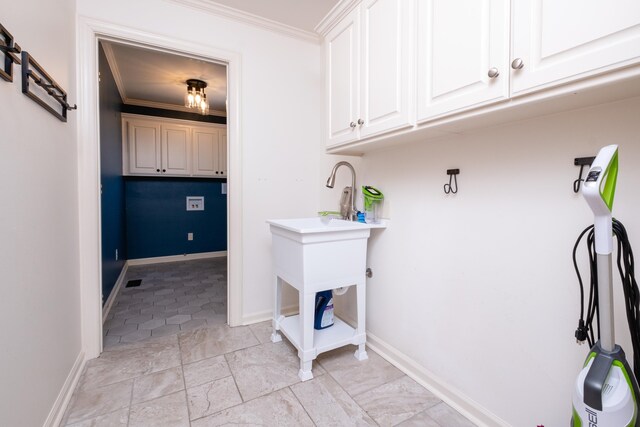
(314, 290, 334, 330)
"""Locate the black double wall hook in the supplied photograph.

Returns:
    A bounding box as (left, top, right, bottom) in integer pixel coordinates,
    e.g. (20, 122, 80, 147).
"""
(573, 157, 596, 193)
(444, 169, 459, 194)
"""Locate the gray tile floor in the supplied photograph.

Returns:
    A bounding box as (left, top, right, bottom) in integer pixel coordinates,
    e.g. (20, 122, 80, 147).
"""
(63, 259, 477, 426)
(103, 258, 227, 348)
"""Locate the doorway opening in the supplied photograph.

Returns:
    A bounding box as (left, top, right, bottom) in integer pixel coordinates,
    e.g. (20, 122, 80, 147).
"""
(76, 19, 243, 359)
(98, 40, 230, 348)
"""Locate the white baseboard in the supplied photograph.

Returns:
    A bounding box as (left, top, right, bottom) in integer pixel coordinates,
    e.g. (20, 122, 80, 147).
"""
(43, 351, 86, 427)
(365, 331, 509, 427)
(102, 263, 129, 323)
(337, 314, 508, 427)
(127, 251, 227, 266)
(242, 304, 299, 325)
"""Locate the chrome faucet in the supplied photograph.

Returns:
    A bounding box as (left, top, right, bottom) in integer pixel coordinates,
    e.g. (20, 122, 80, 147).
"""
(326, 161, 357, 221)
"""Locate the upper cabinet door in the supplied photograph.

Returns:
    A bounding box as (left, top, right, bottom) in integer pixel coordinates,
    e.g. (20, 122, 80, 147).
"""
(128, 120, 161, 175)
(218, 130, 227, 177)
(326, 7, 360, 146)
(416, 0, 510, 122)
(161, 124, 191, 176)
(511, 0, 640, 96)
(359, 0, 413, 137)
(192, 127, 220, 177)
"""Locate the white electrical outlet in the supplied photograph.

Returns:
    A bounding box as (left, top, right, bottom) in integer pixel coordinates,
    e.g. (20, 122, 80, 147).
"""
(221, 183, 227, 194)
(115, 249, 118, 261)
(188, 233, 194, 241)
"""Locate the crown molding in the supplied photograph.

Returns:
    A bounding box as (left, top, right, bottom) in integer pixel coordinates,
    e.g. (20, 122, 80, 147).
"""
(124, 98, 228, 117)
(100, 41, 127, 103)
(315, 0, 360, 37)
(166, 0, 322, 44)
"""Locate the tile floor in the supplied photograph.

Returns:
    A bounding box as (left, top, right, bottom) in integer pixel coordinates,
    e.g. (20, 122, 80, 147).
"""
(63, 259, 477, 426)
(103, 258, 227, 348)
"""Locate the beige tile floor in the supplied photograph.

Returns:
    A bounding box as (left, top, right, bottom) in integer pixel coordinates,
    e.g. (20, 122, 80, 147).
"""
(63, 259, 477, 426)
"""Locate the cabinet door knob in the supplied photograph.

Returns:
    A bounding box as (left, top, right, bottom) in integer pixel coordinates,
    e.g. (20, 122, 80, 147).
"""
(511, 58, 524, 70)
(349, 121, 356, 128)
(215, 171, 219, 174)
(357, 118, 364, 125)
(156, 169, 160, 172)
(162, 169, 166, 173)
(487, 68, 499, 79)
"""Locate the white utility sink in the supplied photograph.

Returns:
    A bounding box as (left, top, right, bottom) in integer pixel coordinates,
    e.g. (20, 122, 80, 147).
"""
(267, 217, 385, 381)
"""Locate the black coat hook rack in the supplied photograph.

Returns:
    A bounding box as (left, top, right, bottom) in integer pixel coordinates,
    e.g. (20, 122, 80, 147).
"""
(444, 169, 460, 194)
(0, 22, 21, 82)
(21, 51, 77, 122)
(574, 156, 596, 193)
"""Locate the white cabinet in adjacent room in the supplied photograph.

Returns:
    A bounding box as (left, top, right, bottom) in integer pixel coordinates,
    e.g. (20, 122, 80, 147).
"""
(416, 0, 510, 122)
(510, 0, 640, 96)
(326, 0, 413, 147)
(127, 119, 162, 175)
(122, 114, 226, 178)
(192, 127, 227, 177)
(161, 124, 191, 176)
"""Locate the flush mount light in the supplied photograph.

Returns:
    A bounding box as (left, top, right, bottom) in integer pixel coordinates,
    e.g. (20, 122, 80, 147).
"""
(184, 79, 209, 115)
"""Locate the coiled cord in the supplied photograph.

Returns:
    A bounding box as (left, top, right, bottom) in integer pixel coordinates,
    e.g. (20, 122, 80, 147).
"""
(574, 219, 640, 380)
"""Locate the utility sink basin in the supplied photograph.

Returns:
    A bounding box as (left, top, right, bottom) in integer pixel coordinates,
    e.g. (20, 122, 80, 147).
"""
(267, 217, 371, 292)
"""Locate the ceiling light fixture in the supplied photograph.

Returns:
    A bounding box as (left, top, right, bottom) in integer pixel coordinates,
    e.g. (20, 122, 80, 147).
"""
(184, 79, 209, 115)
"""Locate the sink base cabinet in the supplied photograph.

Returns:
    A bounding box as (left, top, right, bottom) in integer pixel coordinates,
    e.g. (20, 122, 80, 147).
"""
(269, 224, 370, 381)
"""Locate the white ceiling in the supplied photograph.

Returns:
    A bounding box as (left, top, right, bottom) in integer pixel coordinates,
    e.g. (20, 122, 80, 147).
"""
(211, 0, 339, 32)
(102, 41, 228, 115)
(101, 1, 341, 116)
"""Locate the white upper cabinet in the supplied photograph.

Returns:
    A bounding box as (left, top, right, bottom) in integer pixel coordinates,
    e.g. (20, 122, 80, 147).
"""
(218, 130, 227, 177)
(359, 0, 412, 138)
(192, 127, 227, 177)
(511, 0, 640, 96)
(123, 114, 226, 178)
(324, 0, 640, 152)
(416, 0, 510, 122)
(128, 119, 161, 175)
(326, 0, 413, 147)
(161, 124, 191, 176)
(327, 7, 360, 145)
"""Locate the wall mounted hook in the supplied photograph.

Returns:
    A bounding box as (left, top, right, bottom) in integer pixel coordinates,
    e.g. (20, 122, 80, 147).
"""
(444, 169, 459, 194)
(573, 157, 595, 193)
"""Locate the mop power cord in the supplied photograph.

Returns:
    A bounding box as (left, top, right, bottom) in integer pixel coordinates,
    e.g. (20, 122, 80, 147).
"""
(573, 218, 640, 380)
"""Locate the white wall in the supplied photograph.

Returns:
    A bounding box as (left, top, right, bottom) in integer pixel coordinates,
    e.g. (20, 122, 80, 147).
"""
(0, 0, 81, 425)
(75, 0, 356, 321)
(337, 96, 640, 426)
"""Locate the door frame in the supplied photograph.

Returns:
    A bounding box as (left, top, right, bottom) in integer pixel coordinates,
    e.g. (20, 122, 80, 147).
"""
(76, 17, 243, 359)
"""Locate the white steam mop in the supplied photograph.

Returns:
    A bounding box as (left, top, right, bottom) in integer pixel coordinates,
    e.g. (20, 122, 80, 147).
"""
(572, 145, 640, 426)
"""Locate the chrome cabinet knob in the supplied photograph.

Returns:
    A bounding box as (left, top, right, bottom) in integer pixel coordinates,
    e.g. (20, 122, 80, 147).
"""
(357, 118, 364, 125)
(488, 68, 499, 79)
(511, 58, 524, 70)
(350, 121, 356, 128)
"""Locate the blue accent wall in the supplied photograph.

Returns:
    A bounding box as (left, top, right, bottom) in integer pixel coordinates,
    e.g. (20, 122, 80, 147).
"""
(99, 43, 127, 304)
(125, 178, 227, 259)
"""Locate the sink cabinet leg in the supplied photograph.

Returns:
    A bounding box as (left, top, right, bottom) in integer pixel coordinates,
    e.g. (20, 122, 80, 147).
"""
(271, 275, 282, 343)
(354, 280, 368, 361)
(299, 359, 314, 381)
(354, 344, 368, 361)
(298, 291, 316, 381)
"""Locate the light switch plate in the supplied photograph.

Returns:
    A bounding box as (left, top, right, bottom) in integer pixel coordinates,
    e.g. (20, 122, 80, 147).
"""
(186, 196, 204, 211)
(221, 183, 227, 194)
